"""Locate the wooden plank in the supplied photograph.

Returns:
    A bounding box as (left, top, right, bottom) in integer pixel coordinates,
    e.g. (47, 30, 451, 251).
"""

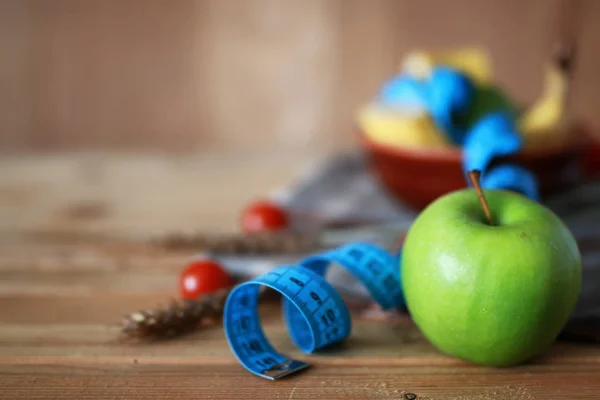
(26, 0, 209, 151)
(570, 0, 600, 136)
(0, 295, 170, 324)
(1, 296, 599, 361)
(1, 152, 599, 399)
(333, 0, 405, 151)
(201, 0, 341, 154)
(6, 0, 600, 153)
(1, 362, 599, 399)
(0, 0, 33, 149)
(0, 152, 312, 237)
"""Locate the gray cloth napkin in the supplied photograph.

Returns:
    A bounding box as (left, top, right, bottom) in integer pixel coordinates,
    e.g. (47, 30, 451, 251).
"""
(219, 152, 600, 321)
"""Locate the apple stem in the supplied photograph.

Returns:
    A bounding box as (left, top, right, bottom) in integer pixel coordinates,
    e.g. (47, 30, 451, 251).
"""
(467, 170, 494, 225)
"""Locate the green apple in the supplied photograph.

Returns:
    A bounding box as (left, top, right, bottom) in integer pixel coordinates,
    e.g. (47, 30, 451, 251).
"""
(401, 188, 581, 366)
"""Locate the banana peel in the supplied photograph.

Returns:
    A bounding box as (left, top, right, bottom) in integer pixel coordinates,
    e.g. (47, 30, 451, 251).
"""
(358, 104, 452, 150)
(401, 47, 493, 85)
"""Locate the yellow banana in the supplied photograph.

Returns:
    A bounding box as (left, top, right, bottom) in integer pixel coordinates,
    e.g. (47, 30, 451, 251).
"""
(519, 59, 571, 149)
(357, 104, 452, 150)
(401, 47, 493, 84)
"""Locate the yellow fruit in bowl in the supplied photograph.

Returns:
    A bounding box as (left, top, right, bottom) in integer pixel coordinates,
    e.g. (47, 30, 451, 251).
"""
(520, 60, 571, 151)
(357, 104, 452, 150)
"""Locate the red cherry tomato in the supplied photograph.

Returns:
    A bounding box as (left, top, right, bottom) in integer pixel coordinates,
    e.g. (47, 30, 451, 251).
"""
(179, 259, 233, 300)
(241, 200, 289, 233)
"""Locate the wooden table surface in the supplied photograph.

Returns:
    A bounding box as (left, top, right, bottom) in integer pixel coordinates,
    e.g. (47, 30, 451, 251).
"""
(2, 153, 600, 400)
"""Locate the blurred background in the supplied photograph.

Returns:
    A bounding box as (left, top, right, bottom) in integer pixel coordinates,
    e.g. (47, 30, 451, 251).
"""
(0, 0, 598, 237)
(1, 0, 598, 155)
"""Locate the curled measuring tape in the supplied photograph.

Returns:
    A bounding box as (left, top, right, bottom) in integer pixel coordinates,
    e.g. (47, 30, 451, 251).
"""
(462, 111, 540, 200)
(223, 242, 403, 380)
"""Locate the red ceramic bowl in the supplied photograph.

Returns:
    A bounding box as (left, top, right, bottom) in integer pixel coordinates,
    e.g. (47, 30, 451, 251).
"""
(360, 123, 591, 211)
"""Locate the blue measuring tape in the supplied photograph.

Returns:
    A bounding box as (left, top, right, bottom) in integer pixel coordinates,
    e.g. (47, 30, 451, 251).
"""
(223, 242, 403, 380)
(462, 111, 540, 200)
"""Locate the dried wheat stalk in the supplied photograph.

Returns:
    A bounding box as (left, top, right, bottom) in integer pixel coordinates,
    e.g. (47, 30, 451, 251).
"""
(120, 287, 232, 340)
(153, 231, 320, 255)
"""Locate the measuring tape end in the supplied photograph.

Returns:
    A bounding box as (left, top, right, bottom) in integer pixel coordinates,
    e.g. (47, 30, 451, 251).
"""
(260, 359, 310, 380)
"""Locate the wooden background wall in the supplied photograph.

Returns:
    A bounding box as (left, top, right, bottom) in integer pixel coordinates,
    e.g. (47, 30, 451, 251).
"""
(1, 0, 598, 155)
